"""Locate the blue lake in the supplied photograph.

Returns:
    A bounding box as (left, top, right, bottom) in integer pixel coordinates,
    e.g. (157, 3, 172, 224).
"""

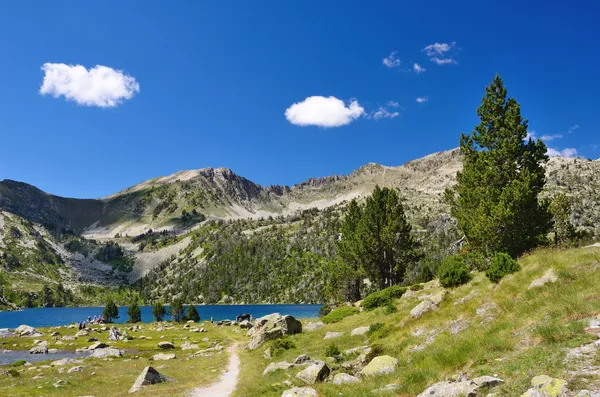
(0, 304, 321, 329)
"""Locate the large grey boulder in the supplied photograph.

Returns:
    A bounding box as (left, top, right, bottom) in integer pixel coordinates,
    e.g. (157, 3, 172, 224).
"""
(248, 313, 302, 350)
(324, 332, 344, 339)
(410, 299, 437, 319)
(129, 366, 170, 393)
(359, 355, 398, 377)
(152, 353, 176, 361)
(520, 375, 567, 397)
(417, 376, 504, 397)
(333, 373, 361, 385)
(15, 325, 40, 337)
(90, 347, 124, 358)
(263, 361, 293, 375)
(295, 360, 330, 384)
(281, 388, 318, 397)
(29, 341, 48, 354)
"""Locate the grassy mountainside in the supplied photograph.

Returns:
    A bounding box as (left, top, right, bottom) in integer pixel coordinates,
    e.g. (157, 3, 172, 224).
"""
(235, 246, 600, 396)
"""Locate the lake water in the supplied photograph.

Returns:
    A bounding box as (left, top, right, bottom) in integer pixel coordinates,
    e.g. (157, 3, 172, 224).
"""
(0, 349, 91, 366)
(0, 304, 321, 329)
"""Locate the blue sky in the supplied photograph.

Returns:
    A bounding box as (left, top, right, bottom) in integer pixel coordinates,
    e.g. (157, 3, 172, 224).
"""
(0, 1, 598, 198)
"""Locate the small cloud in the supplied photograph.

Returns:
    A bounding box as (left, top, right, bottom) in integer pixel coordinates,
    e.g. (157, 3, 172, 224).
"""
(416, 97, 428, 103)
(285, 96, 365, 128)
(40, 63, 139, 107)
(413, 63, 426, 73)
(547, 147, 578, 158)
(387, 101, 400, 108)
(423, 42, 458, 65)
(383, 51, 401, 68)
(567, 124, 579, 134)
(526, 130, 537, 140)
(540, 134, 563, 142)
(372, 107, 399, 120)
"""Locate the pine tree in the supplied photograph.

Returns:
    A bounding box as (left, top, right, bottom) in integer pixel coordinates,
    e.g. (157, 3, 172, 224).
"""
(127, 301, 142, 323)
(549, 193, 576, 246)
(187, 304, 200, 322)
(41, 285, 54, 308)
(445, 74, 550, 257)
(337, 199, 365, 301)
(152, 301, 166, 322)
(360, 186, 420, 289)
(170, 299, 185, 323)
(103, 298, 120, 323)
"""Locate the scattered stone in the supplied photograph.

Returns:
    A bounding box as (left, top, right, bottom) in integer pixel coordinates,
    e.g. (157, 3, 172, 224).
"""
(351, 326, 370, 336)
(67, 366, 85, 374)
(359, 355, 398, 377)
(324, 332, 344, 339)
(75, 330, 89, 337)
(520, 375, 567, 397)
(248, 313, 302, 350)
(51, 331, 60, 337)
(239, 320, 254, 329)
(14, 325, 40, 337)
(181, 342, 199, 351)
(447, 318, 470, 335)
(373, 384, 401, 393)
(304, 322, 324, 332)
(152, 353, 176, 361)
(263, 361, 293, 375)
(158, 341, 175, 350)
(128, 366, 170, 393)
(281, 387, 318, 397)
(296, 361, 330, 384)
(528, 269, 559, 290)
(344, 345, 370, 355)
(293, 354, 312, 365)
(87, 337, 98, 342)
(90, 347, 124, 359)
(51, 358, 83, 366)
(417, 376, 503, 397)
(88, 342, 108, 350)
(423, 279, 440, 290)
(333, 373, 361, 385)
(454, 291, 479, 306)
(29, 341, 48, 354)
(53, 379, 67, 388)
(410, 300, 437, 319)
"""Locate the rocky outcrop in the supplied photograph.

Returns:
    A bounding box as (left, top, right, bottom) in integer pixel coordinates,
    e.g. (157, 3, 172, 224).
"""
(129, 366, 170, 393)
(528, 269, 558, 290)
(417, 376, 504, 397)
(411, 299, 437, 319)
(296, 361, 329, 384)
(281, 387, 318, 397)
(15, 325, 41, 337)
(359, 355, 398, 377)
(247, 313, 302, 350)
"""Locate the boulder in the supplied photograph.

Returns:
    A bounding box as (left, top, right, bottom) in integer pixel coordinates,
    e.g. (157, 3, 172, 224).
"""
(520, 375, 567, 397)
(15, 325, 39, 337)
(263, 361, 293, 375)
(410, 299, 437, 319)
(75, 330, 89, 337)
(90, 347, 124, 358)
(333, 373, 361, 385)
(51, 358, 83, 366)
(430, 290, 447, 305)
(129, 366, 170, 393)
(324, 332, 344, 339)
(239, 320, 254, 329)
(293, 354, 312, 365)
(152, 353, 176, 361)
(88, 342, 108, 350)
(281, 387, 318, 397)
(304, 322, 324, 332)
(359, 355, 398, 377)
(29, 341, 48, 354)
(248, 313, 302, 350)
(158, 341, 175, 349)
(181, 341, 199, 350)
(417, 377, 504, 397)
(296, 361, 329, 384)
(67, 366, 84, 374)
(351, 326, 370, 336)
(528, 269, 558, 290)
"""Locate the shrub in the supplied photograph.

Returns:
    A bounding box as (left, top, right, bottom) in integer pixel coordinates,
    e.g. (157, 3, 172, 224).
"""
(438, 255, 472, 288)
(322, 306, 359, 324)
(362, 285, 408, 311)
(369, 324, 394, 339)
(10, 360, 26, 367)
(462, 251, 488, 271)
(325, 343, 341, 357)
(367, 323, 385, 336)
(486, 252, 520, 283)
(127, 301, 142, 323)
(384, 300, 397, 314)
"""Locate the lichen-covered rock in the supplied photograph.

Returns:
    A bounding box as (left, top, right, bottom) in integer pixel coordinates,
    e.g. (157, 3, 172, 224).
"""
(417, 376, 504, 397)
(430, 290, 447, 305)
(359, 355, 398, 377)
(351, 326, 370, 336)
(324, 332, 344, 339)
(410, 299, 437, 319)
(333, 373, 361, 385)
(520, 375, 568, 397)
(129, 366, 170, 393)
(295, 360, 329, 384)
(263, 361, 293, 375)
(248, 313, 302, 350)
(281, 387, 318, 397)
(528, 269, 558, 290)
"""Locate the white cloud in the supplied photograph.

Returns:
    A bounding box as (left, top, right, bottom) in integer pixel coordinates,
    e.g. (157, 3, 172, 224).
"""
(372, 107, 399, 120)
(526, 130, 537, 140)
(423, 42, 457, 65)
(568, 124, 579, 134)
(285, 96, 365, 127)
(540, 134, 563, 142)
(416, 97, 428, 103)
(413, 63, 426, 73)
(387, 101, 400, 108)
(547, 147, 578, 158)
(383, 51, 401, 68)
(40, 63, 139, 107)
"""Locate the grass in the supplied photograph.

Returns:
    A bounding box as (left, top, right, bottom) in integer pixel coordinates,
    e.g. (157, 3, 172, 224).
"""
(322, 307, 359, 324)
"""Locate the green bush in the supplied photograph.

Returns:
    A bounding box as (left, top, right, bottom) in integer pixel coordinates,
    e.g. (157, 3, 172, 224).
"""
(486, 252, 520, 283)
(438, 255, 472, 288)
(324, 343, 341, 357)
(384, 300, 397, 314)
(362, 285, 408, 311)
(462, 251, 488, 271)
(322, 306, 359, 324)
(367, 323, 385, 336)
(271, 338, 296, 357)
(10, 360, 26, 367)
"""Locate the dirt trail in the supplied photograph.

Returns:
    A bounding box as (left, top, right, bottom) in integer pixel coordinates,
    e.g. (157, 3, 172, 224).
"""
(189, 343, 240, 397)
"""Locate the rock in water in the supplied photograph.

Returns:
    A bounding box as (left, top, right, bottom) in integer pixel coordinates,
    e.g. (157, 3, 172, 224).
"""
(29, 341, 48, 354)
(129, 366, 169, 393)
(295, 361, 329, 384)
(281, 387, 318, 397)
(248, 313, 302, 350)
(359, 355, 398, 377)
